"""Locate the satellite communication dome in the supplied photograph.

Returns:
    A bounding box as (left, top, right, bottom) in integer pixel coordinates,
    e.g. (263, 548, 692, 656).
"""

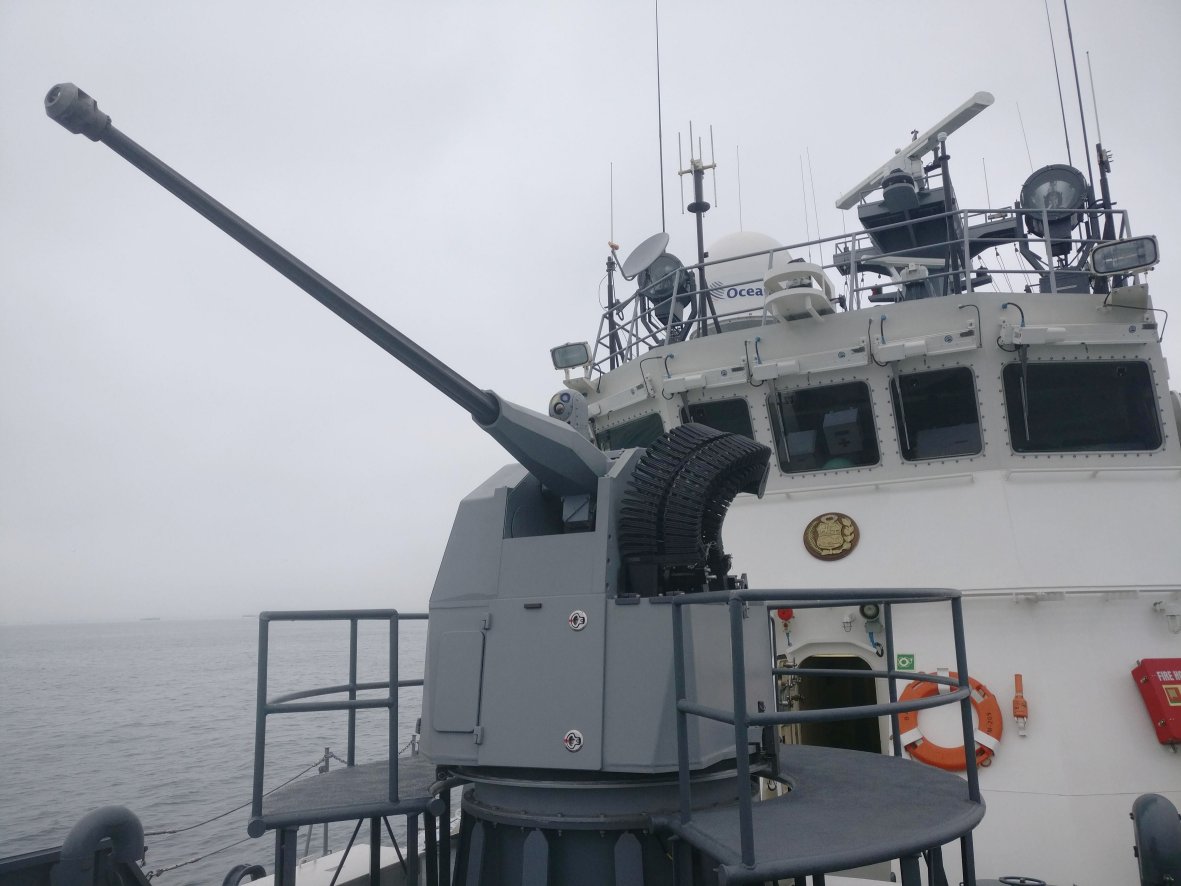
(706, 231, 793, 318)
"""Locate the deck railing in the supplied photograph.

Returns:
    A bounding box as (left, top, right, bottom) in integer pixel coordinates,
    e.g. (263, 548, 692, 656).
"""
(667, 586, 983, 882)
(590, 205, 1133, 375)
(248, 609, 428, 834)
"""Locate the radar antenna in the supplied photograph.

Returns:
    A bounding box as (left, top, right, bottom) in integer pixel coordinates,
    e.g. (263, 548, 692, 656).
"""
(835, 92, 995, 210)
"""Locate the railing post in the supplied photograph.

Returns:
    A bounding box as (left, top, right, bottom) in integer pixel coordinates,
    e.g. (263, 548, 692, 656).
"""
(251, 616, 271, 825)
(273, 827, 298, 886)
(728, 596, 755, 870)
(369, 817, 381, 886)
(950, 596, 981, 803)
(671, 601, 692, 825)
(390, 612, 399, 804)
(850, 241, 859, 310)
(348, 618, 359, 766)
(1042, 208, 1057, 293)
(963, 209, 973, 293)
(883, 602, 903, 758)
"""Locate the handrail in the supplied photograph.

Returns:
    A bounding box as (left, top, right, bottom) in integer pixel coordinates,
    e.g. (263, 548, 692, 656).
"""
(248, 610, 428, 837)
(589, 205, 1135, 374)
(668, 587, 980, 872)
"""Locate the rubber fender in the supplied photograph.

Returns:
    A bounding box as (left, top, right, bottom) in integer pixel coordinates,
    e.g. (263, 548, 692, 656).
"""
(52, 806, 145, 886)
(222, 863, 268, 886)
(1133, 793, 1181, 886)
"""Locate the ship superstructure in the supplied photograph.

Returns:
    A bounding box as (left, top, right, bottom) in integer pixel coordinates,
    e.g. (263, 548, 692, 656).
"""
(547, 91, 1181, 884)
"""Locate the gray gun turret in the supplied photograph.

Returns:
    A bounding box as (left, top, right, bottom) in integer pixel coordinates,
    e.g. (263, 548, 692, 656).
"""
(46, 83, 773, 883)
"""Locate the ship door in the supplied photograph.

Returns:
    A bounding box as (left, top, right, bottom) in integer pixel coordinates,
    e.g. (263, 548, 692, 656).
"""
(793, 654, 882, 753)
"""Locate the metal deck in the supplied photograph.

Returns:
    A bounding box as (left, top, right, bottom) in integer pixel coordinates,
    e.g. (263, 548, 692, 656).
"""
(259, 756, 439, 832)
(662, 744, 983, 883)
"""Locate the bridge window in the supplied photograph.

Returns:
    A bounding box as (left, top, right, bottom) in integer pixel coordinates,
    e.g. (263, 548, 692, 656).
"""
(891, 367, 982, 460)
(769, 382, 879, 473)
(1003, 360, 1162, 452)
(594, 412, 664, 451)
(686, 398, 754, 439)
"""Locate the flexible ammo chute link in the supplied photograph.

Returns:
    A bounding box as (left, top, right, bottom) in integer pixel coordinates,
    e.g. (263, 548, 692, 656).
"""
(619, 423, 769, 594)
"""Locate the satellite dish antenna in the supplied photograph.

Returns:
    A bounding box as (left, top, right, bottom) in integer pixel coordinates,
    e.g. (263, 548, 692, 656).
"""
(620, 232, 670, 279)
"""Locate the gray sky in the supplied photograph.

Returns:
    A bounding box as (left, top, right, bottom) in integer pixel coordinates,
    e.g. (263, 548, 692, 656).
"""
(2, 1, 1179, 623)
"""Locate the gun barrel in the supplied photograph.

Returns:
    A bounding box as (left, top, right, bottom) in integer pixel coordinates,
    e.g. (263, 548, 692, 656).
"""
(44, 83, 500, 427)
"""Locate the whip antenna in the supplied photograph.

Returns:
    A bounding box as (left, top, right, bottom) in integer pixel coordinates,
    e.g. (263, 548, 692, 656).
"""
(798, 155, 813, 262)
(1016, 102, 1035, 171)
(1043, 0, 1073, 165)
(709, 125, 718, 209)
(1086, 51, 1104, 146)
(609, 162, 615, 243)
(807, 147, 823, 259)
(736, 145, 744, 231)
(655, 0, 666, 232)
(1062, 0, 1096, 189)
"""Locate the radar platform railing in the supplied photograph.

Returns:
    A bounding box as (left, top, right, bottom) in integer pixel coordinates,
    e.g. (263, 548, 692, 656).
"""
(665, 587, 983, 885)
(590, 205, 1135, 375)
(249, 609, 428, 836)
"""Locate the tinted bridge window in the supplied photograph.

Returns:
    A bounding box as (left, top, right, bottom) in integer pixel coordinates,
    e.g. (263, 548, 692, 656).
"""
(1003, 361, 1161, 452)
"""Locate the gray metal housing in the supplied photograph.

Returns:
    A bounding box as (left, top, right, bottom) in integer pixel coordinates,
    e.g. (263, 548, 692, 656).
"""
(420, 452, 767, 772)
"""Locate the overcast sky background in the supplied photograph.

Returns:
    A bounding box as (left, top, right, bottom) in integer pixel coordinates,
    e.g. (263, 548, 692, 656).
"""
(2, 1, 1178, 624)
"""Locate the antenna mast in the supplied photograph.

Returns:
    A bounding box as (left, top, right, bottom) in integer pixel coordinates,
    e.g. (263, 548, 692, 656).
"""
(678, 123, 720, 338)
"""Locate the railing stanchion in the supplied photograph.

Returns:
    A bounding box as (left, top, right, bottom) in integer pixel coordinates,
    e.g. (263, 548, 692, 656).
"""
(728, 595, 755, 869)
(390, 612, 399, 803)
(883, 602, 903, 758)
(951, 596, 981, 805)
(349, 618, 359, 766)
(671, 599, 692, 825)
(251, 616, 271, 825)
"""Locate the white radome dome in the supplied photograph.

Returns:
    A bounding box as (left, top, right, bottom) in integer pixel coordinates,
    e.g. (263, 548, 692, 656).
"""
(706, 231, 793, 317)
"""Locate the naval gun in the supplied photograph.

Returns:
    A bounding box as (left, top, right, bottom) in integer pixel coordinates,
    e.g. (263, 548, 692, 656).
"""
(46, 84, 773, 882)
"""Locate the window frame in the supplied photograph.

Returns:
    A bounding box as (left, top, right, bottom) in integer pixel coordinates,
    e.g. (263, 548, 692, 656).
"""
(1002, 358, 1163, 454)
(684, 396, 756, 440)
(889, 365, 984, 462)
(593, 411, 665, 451)
(767, 379, 881, 475)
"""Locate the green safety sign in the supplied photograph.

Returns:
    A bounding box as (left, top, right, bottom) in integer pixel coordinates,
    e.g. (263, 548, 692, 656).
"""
(895, 653, 916, 671)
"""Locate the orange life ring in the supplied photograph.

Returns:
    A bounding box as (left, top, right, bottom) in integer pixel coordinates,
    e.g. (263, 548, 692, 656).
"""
(897, 671, 1003, 771)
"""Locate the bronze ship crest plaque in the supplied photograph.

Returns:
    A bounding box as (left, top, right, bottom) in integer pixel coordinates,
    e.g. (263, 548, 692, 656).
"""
(803, 512, 859, 560)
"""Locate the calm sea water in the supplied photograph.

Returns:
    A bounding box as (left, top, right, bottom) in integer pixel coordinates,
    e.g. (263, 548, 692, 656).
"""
(0, 617, 427, 886)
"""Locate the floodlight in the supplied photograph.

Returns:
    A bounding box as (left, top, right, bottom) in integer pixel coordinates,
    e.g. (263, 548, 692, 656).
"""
(1021, 164, 1088, 254)
(638, 252, 694, 324)
(1090, 236, 1160, 276)
(550, 341, 590, 370)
